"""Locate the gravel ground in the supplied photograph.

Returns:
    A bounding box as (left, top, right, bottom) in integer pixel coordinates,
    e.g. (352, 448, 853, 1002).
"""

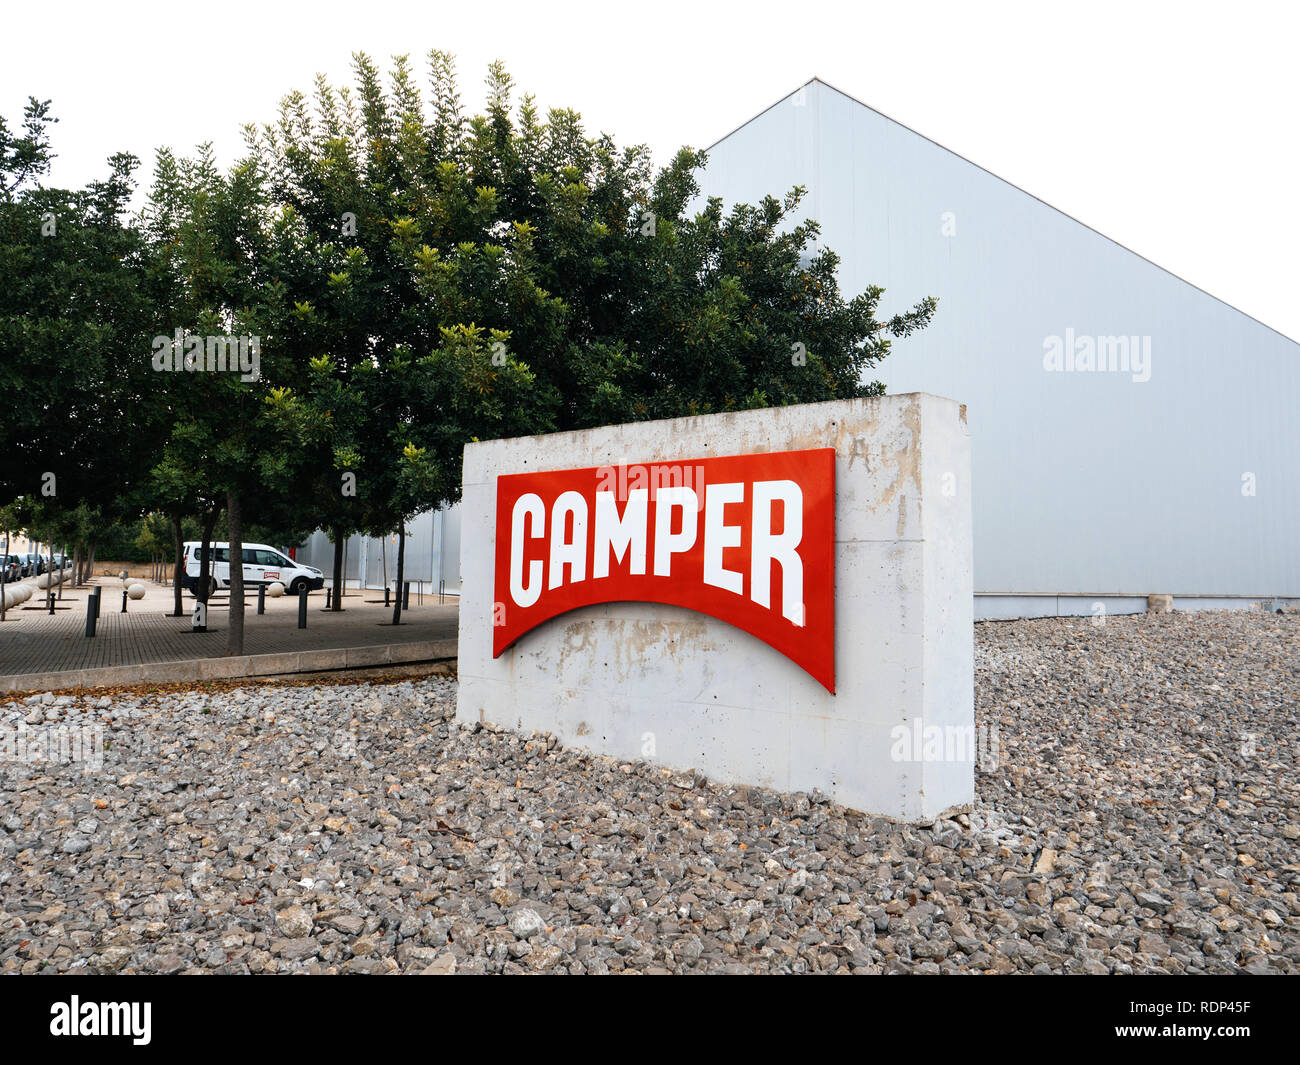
(0, 610, 1295, 974)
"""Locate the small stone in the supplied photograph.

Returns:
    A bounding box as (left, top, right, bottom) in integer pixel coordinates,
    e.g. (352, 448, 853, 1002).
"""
(350, 936, 380, 957)
(97, 947, 132, 972)
(1137, 934, 1172, 958)
(527, 945, 565, 971)
(508, 908, 546, 939)
(275, 905, 313, 939)
(1136, 892, 1171, 914)
(675, 934, 705, 961)
(272, 938, 320, 961)
(324, 914, 364, 936)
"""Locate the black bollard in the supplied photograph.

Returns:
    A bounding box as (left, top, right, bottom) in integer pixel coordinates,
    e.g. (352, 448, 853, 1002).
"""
(402, 581, 410, 609)
(384, 585, 390, 607)
(257, 584, 266, 615)
(298, 586, 308, 629)
(93, 586, 102, 619)
(121, 588, 128, 613)
(325, 586, 332, 609)
(85, 596, 97, 637)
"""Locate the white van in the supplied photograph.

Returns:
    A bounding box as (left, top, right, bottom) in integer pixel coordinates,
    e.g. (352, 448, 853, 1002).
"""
(182, 542, 324, 597)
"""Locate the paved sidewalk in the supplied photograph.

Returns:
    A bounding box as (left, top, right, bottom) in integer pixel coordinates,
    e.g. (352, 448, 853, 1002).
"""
(0, 580, 458, 688)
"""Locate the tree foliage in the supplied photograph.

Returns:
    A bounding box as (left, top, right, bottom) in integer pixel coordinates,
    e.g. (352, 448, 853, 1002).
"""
(0, 55, 935, 647)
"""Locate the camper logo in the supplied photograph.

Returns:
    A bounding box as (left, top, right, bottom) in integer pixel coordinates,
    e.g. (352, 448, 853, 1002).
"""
(493, 448, 836, 690)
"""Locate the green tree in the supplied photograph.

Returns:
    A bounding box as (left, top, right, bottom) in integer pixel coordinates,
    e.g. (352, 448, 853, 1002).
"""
(6, 59, 935, 648)
(142, 143, 296, 651)
(0, 101, 167, 550)
(252, 52, 933, 616)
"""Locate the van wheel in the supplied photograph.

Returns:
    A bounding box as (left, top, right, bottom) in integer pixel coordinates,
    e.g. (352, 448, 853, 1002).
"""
(289, 578, 308, 596)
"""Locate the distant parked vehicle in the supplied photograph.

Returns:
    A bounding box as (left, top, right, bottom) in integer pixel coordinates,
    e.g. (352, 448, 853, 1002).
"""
(2, 555, 20, 582)
(181, 542, 324, 597)
(21, 553, 45, 576)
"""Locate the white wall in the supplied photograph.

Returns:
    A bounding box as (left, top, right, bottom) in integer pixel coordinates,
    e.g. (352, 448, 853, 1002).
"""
(457, 394, 973, 821)
(698, 79, 1300, 599)
(297, 504, 462, 594)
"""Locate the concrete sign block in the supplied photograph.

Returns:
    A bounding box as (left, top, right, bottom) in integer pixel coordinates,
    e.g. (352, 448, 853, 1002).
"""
(457, 393, 973, 820)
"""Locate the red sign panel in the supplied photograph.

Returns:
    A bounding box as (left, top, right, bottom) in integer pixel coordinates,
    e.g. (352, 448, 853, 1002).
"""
(492, 448, 836, 691)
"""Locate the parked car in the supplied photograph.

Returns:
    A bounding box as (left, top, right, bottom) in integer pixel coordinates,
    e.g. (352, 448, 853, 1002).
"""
(22, 552, 45, 576)
(2, 555, 20, 582)
(181, 542, 324, 597)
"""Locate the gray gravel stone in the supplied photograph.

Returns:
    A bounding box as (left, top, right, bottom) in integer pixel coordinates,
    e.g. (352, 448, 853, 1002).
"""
(0, 612, 1295, 974)
(508, 909, 547, 939)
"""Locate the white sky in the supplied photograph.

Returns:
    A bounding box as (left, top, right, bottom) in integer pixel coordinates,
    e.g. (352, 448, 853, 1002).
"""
(4, 0, 1296, 340)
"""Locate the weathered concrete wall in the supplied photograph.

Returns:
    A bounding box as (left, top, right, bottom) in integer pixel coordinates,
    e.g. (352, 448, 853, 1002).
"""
(457, 394, 973, 820)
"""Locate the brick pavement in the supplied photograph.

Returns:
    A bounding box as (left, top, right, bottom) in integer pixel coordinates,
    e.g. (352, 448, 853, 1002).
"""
(0, 581, 458, 681)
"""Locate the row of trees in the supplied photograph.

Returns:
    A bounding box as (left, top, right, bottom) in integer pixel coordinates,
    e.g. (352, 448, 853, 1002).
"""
(0, 51, 935, 654)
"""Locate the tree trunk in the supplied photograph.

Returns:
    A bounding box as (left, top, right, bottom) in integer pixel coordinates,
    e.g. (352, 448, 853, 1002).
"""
(331, 526, 345, 611)
(391, 525, 406, 625)
(226, 490, 244, 656)
(1, 525, 7, 622)
(86, 542, 96, 583)
(172, 512, 184, 616)
(57, 542, 66, 599)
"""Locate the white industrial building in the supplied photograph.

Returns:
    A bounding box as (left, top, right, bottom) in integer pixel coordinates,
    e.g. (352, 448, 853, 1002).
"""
(304, 78, 1299, 617)
(297, 508, 461, 600)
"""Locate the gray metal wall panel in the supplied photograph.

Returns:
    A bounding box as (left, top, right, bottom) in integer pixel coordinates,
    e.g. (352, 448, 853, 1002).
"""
(297, 507, 462, 593)
(363, 535, 387, 589)
(437, 504, 463, 593)
(697, 80, 1299, 596)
